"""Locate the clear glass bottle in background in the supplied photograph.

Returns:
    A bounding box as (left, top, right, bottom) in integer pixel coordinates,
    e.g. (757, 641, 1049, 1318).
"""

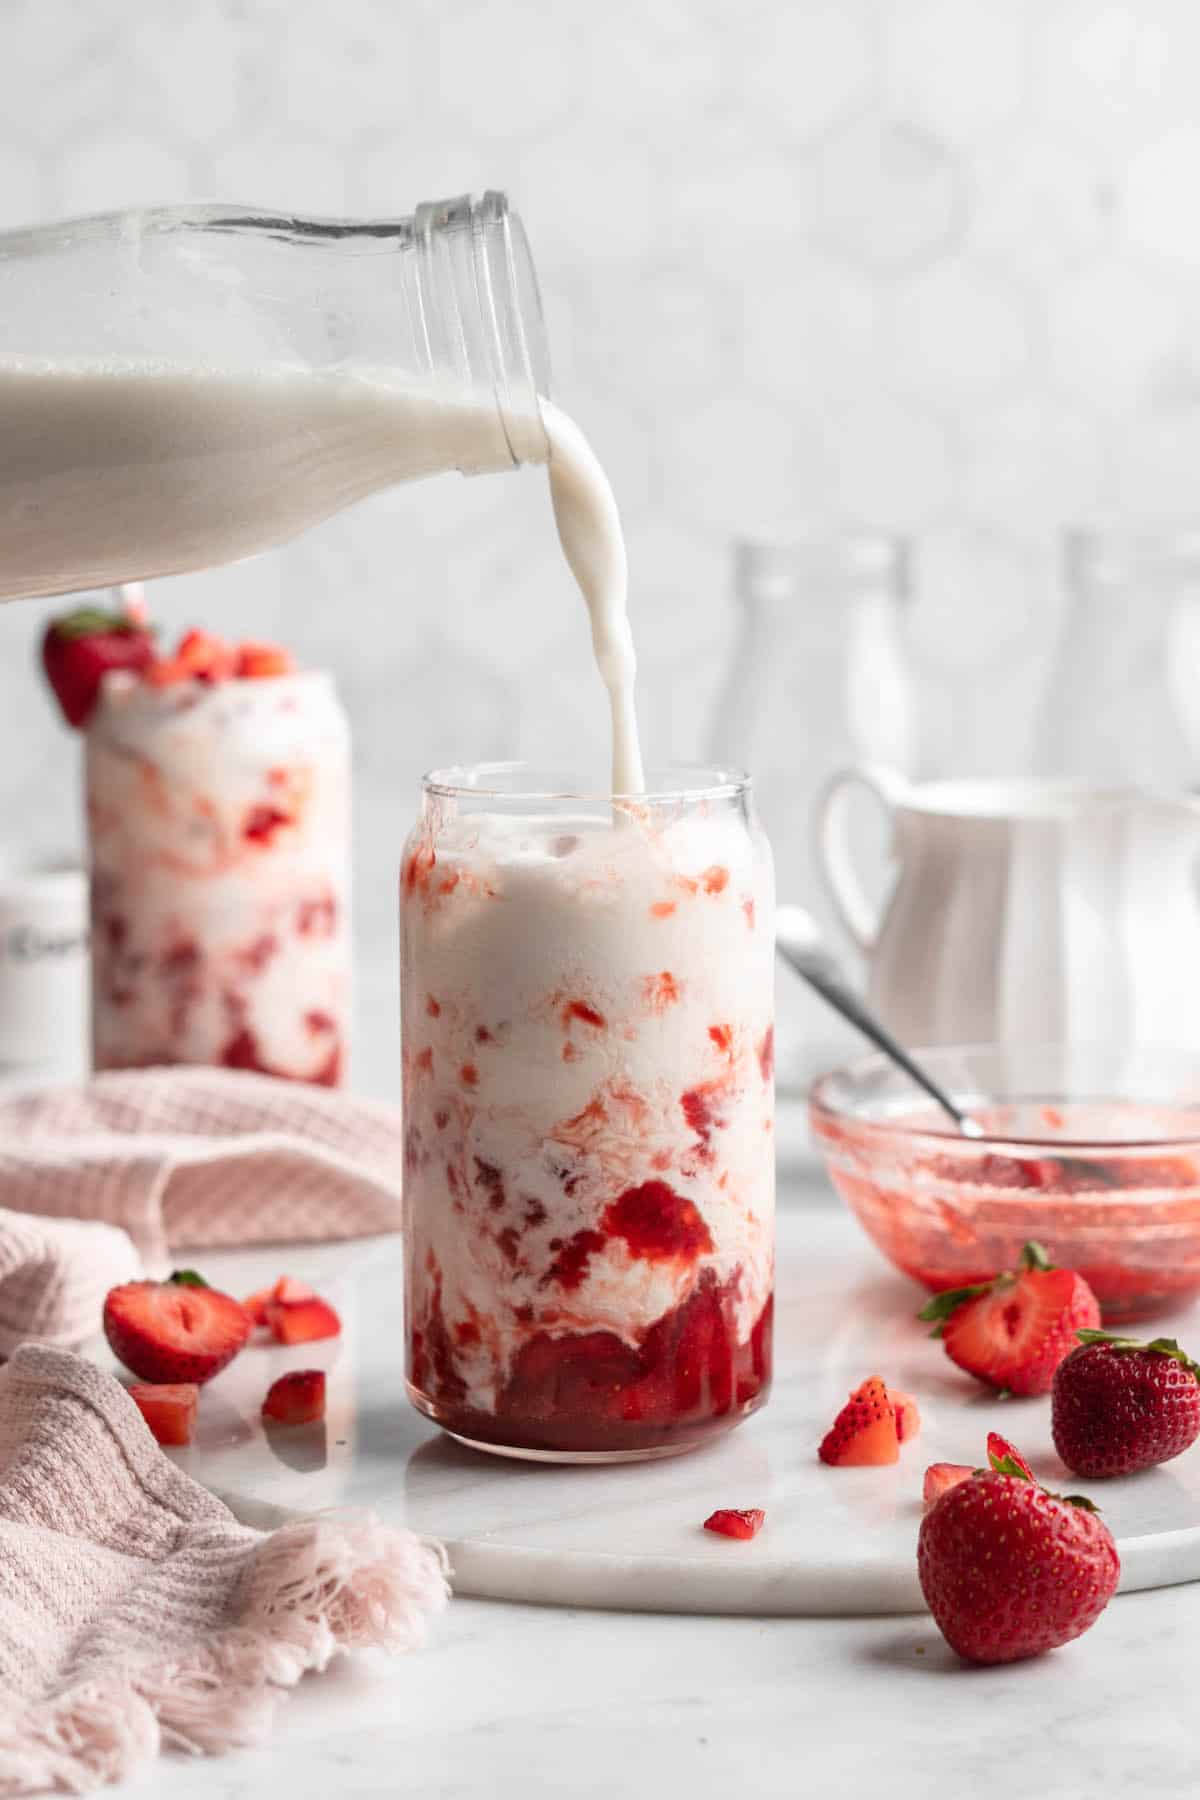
(87, 668, 351, 1086)
(1034, 529, 1200, 789)
(707, 532, 916, 1095)
(401, 762, 775, 1462)
(0, 193, 550, 601)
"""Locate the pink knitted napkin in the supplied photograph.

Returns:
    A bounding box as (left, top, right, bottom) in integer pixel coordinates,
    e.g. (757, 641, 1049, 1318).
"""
(0, 1345, 449, 1796)
(0, 1068, 404, 1355)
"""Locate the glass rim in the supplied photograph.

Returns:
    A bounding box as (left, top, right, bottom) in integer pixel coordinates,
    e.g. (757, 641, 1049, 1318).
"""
(421, 759, 752, 804)
(810, 1042, 1200, 1152)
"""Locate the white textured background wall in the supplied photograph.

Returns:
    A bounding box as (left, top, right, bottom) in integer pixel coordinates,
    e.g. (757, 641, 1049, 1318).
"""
(3, 0, 1200, 1088)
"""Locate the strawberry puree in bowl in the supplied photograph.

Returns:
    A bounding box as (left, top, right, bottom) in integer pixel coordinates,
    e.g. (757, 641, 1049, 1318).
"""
(87, 667, 350, 1085)
(811, 1044, 1200, 1319)
(401, 762, 775, 1461)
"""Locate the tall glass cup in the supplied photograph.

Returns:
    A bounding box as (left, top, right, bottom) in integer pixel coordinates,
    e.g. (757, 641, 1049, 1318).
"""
(87, 669, 351, 1084)
(401, 763, 775, 1462)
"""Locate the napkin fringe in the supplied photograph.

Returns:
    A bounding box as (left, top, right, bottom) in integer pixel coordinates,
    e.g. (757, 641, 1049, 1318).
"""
(0, 1513, 451, 1794)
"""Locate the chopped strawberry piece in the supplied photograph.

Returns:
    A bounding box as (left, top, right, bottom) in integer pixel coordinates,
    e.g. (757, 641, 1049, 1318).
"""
(144, 655, 192, 687)
(272, 1275, 317, 1305)
(104, 1275, 251, 1385)
(128, 1382, 199, 1446)
(42, 606, 156, 727)
(236, 641, 295, 679)
(703, 1507, 765, 1540)
(242, 1286, 275, 1326)
(987, 1431, 1035, 1479)
(264, 1293, 341, 1345)
(262, 1368, 326, 1426)
(818, 1376, 900, 1466)
(923, 1462, 974, 1509)
(176, 628, 236, 681)
(890, 1388, 921, 1444)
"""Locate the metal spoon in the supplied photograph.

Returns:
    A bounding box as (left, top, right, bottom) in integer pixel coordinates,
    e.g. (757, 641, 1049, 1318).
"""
(775, 903, 985, 1137)
(776, 903, 1119, 1187)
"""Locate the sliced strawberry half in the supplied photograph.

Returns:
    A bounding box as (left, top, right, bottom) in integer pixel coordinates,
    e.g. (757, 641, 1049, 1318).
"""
(128, 1382, 199, 1446)
(919, 1241, 1101, 1396)
(42, 605, 156, 728)
(103, 1271, 251, 1385)
(922, 1462, 974, 1510)
(703, 1507, 765, 1540)
(262, 1368, 326, 1426)
(818, 1377, 900, 1466)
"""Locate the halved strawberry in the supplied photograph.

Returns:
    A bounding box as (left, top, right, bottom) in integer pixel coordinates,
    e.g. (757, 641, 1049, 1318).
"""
(262, 1368, 326, 1426)
(265, 1293, 341, 1345)
(923, 1462, 974, 1509)
(819, 1377, 900, 1466)
(128, 1382, 199, 1446)
(237, 641, 295, 679)
(42, 605, 156, 727)
(703, 1507, 765, 1540)
(104, 1271, 251, 1384)
(919, 1242, 1101, 1396)
(891, 1389, 921, 1444)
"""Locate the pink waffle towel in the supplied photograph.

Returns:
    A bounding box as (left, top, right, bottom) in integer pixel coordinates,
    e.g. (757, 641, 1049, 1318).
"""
(0, 1346, 449, 1795)
(0, 1068, 404, 1355)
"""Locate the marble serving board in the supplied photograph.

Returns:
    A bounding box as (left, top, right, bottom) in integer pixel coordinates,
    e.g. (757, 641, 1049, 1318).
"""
(87, 1208, 1200, 1617)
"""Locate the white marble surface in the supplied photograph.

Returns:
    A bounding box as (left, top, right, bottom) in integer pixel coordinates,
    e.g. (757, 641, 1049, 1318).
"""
(124, 1209, 1200, 1618)
(93, 1158, 1200, 1798)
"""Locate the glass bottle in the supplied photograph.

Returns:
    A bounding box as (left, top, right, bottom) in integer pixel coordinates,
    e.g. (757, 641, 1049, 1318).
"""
(1034, 529, 1200, 788)
(707, 532, 915, 1092)
(0, 193, 550, 601)
(401, 762, 775, 1462)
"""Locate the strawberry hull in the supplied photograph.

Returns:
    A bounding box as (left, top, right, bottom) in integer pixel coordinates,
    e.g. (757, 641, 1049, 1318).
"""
(86, 671, 350, 1085)
(401, 769, 775, 1461)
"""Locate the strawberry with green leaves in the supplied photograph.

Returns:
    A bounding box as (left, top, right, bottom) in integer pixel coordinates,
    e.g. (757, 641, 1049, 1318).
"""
(919, 1241, 1100, 1396)
(41, 604, 156, 727)
(918, 1435, 1120, 1663)
(1052, 1330, 1200, 1477)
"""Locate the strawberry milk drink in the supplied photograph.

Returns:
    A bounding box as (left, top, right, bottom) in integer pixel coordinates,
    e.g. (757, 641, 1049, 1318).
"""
(77, 627, 350, 1086)
(400, 411, 776, 1461)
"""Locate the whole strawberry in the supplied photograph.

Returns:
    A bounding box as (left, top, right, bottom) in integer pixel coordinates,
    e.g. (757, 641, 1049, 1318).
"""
(919, 1241, 1100, 1396)
(1052, 1330, 1200, 1478)
(41, 605, 156, 728)
(918, 1457, 1120, 1663)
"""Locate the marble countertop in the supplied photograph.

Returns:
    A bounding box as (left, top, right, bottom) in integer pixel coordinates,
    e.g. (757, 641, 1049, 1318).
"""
(98, 1120, 1200, 1799)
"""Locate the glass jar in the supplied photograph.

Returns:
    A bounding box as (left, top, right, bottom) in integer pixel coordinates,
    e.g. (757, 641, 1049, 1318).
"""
(87, 669, 350, 1085)
(708, 532, 915, 1092)
(1033, 529, 1200, 789)
(0, 193, 550, 601)
(401, 762, 775, 1462)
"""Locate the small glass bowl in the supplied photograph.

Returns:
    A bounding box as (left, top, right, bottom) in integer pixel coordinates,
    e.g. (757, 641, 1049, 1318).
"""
(810, 1045, 1200, 1320)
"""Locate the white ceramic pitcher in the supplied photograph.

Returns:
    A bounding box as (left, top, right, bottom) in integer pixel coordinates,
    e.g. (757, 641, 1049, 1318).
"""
(814, 767, 1200, 1049)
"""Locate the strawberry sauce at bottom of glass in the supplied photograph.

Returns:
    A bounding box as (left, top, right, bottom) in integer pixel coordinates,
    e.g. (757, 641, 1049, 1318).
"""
(87, 671, 350, 1085)
(401, 764, 775, 1462)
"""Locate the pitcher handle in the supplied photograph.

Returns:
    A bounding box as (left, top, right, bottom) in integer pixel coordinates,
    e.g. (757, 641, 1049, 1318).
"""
(813, 764, 907, 956)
